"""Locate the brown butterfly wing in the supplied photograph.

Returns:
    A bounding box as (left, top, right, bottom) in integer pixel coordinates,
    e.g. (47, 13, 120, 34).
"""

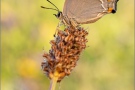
(63, 0, 109, 24)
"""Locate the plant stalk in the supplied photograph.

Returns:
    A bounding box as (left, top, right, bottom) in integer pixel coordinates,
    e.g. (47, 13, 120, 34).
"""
(49, 76, 58, 90)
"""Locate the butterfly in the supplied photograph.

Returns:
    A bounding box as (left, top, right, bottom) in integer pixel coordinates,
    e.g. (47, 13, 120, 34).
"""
(42, 0, 119, 28)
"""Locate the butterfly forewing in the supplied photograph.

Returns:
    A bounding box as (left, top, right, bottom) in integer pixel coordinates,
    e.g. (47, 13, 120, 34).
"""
(63, 0, 108, 24)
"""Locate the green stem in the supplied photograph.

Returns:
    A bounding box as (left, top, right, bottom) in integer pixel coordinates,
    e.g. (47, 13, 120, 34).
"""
(49, 76, 58, 90)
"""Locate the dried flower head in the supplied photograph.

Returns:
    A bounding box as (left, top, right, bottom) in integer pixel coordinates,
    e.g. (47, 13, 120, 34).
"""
(41, 26, 88, 83)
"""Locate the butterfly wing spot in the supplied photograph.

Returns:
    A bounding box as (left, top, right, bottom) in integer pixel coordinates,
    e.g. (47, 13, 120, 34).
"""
(107, 0, 111, 2)
(108, 7, 113, 13)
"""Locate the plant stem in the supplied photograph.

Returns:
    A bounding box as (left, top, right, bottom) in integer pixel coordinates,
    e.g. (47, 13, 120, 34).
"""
(49, 76, 58, 90)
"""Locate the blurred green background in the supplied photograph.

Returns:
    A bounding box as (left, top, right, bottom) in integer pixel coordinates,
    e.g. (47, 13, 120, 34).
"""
(1, 0, 134, 90)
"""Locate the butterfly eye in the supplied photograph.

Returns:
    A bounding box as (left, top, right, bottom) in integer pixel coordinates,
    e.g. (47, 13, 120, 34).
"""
(57, 12, 62, 18)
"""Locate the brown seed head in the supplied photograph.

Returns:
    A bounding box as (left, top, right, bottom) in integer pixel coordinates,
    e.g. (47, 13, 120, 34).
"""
(41, 26, 88, 82)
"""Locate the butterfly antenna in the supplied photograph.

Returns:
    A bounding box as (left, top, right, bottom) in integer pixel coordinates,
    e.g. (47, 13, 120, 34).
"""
(46, 0, 60, 11)
(41, 6, 59, 12)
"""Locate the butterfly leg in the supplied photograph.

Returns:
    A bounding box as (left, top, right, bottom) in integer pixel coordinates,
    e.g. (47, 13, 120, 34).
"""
(54, 21, 63, 37)
(70, 18, 79, 29)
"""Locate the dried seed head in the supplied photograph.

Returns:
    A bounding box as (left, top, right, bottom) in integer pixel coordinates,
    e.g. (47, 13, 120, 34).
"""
(41, 26, 88, 82)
